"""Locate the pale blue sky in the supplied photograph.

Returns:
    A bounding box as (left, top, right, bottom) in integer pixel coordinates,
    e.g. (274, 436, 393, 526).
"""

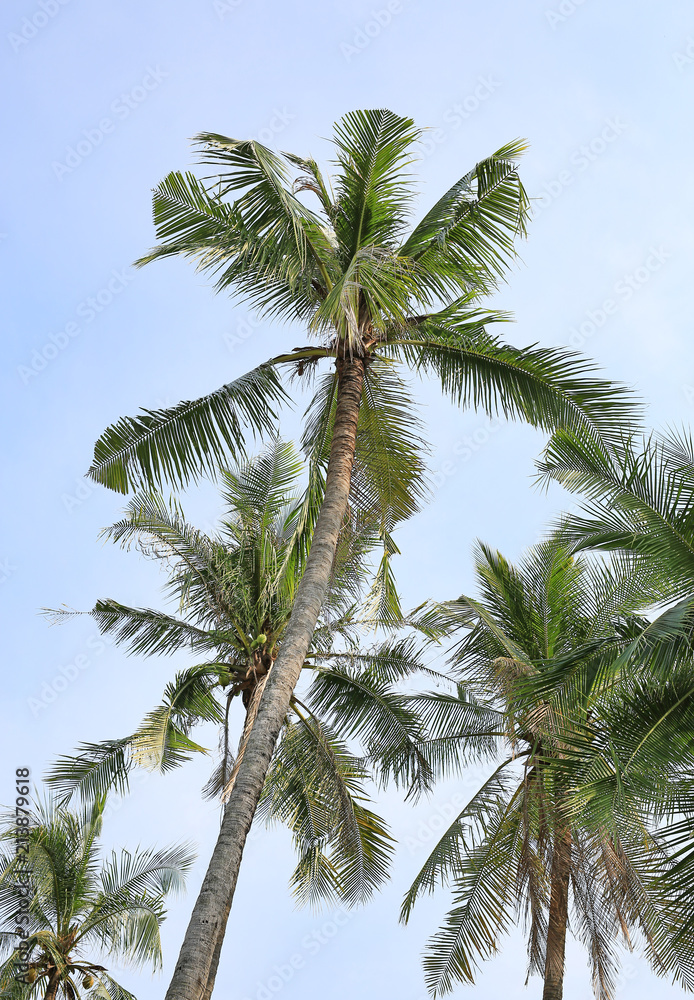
(2, 1, 694, 998)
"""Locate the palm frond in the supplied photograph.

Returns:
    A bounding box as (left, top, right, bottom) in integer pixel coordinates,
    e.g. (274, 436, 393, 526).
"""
(88, 364, 288, 493)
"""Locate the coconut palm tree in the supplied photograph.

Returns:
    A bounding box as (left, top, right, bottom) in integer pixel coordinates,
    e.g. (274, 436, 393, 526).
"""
(47, 442, 441, 997)
(401, 536, 694, 1000)
(0, 796, 193, 1000)
(536, 425, 694, 923)
(86, 109, 638, 1000)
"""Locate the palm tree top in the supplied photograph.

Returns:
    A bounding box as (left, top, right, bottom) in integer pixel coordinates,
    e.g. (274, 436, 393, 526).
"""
(0, 795, 194, 1000)
(88, 109, 639, 496)
(136, 111, 528, 335)
(402, 535, 694, 999)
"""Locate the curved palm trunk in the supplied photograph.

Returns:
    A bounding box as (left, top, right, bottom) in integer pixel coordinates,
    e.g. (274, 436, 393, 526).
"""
(44, 970, 61, 1000)
(542, 828, 572, 1000)
(164, 355, 366, 1000)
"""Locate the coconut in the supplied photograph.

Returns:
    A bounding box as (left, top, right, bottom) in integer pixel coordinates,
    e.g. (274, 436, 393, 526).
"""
(82, 974, 95, 989)
(26, 968, 37, 983)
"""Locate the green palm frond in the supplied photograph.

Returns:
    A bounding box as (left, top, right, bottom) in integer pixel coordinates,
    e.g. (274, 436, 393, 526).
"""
(130, 666, 224, 771)
(55, 600, 229, 658)
(46, 666, 227, 798)
(137, 141, 336, 319)
(88, 364, 288, 493)
(401, 761, 517, 923)
(421, 795, 523, 994)
(220, 439, 303, 538)
(46, 741, 134, 802)
(331, 109, 421, 256)
(361, 532, 405, 628)
(262, 714, 393, 907)
(351, 360, 429, 530)
(306, 657, 432, 797)
(388, 330, 639, 450)
(540, 428, 694, 594)
(88, 971, 139, 1000)
(400, 139, 529, 299)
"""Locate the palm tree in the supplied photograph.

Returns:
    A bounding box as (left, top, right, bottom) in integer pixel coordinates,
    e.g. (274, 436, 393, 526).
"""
(401, 536, 694, 1000)
(0, 796, 193, 1000)
(536, 425, 694, 923)
(47, 442, 440, 997)
(86, 109, 637, 1000)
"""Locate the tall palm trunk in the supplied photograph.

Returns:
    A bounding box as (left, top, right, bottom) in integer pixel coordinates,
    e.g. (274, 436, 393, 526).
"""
(202, 672, 269, 1000)
(44, 969, 61, 1000)
(164, 354, 366, 1000)
(542, 827, 572, 1000)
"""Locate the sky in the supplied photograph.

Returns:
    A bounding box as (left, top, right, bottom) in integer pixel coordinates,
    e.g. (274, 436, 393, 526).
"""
(2, 0, 694, 998)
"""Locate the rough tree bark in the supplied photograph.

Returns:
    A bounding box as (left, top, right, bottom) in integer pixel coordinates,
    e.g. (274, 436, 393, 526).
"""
(542, 827, 572, 1000)
(164, 354, 366, 1000)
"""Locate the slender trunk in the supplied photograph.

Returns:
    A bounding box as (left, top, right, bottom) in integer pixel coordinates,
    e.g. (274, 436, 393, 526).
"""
(164, 355, 366, 1000)
(542, 827, 572, 1000)
(202, 676, 268, 1000)
(200, 896, 229, 1000)
(44, 970, 61, 1000)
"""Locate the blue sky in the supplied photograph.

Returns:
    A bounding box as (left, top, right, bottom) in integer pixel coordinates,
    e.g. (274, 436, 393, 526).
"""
(2, 0, 694, 997)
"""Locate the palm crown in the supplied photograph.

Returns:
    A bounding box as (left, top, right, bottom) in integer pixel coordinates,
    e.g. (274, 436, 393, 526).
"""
(89, 109, 636, 502)
(48, 443, 440, 908)
(0, 796, 192, 1000)
(402, 536, 694, 1000)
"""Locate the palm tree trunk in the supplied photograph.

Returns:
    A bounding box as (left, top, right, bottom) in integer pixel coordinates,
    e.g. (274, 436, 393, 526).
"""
(202, 674, 268, 1000)
(44, 970, 61, 1000)
(201, 910, 228, 1000)
(542, 828, 572, 1000)
(164, 354, 366, 1000)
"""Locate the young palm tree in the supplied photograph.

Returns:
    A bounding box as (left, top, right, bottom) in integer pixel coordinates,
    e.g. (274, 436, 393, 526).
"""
(401, 536, 694, 1000)
(87, 109, 637, 1000)
(536, 425, 694, 920)
(48, 442, 439, 998)
(0, 796, 192, 1000)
